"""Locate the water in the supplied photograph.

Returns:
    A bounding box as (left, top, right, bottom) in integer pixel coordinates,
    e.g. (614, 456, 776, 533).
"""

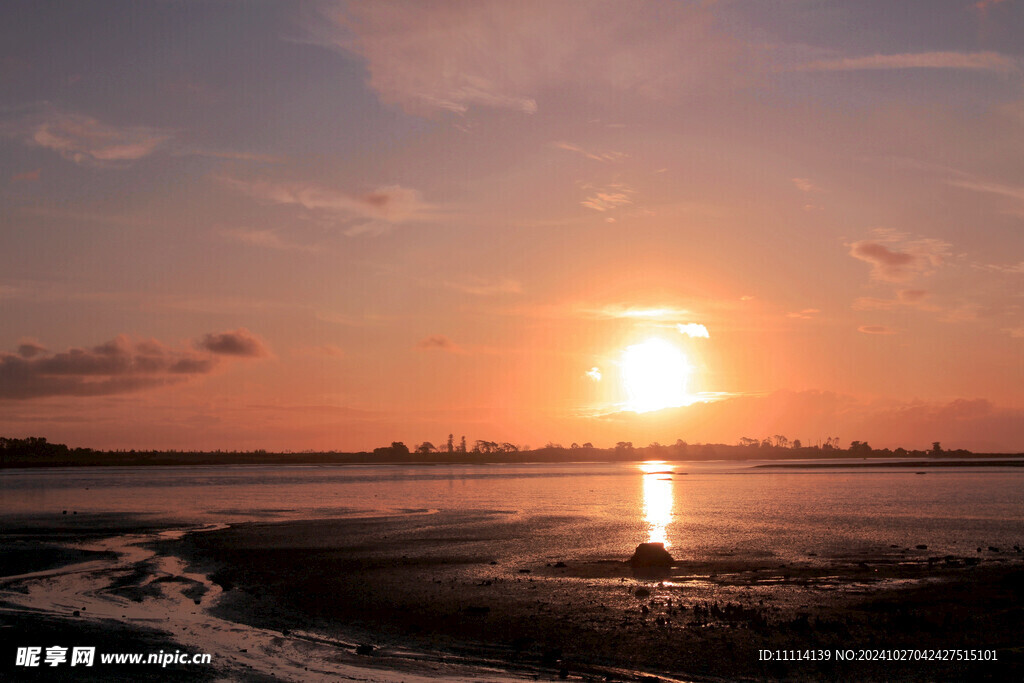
(3, 459, 1022, 560)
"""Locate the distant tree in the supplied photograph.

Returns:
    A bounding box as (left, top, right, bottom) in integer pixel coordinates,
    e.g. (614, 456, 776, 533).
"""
(459, 436, 466, 453)
(931, 441, 942, 454)
(500, 442, 519, 452)
(373, 441, 410, 458)
(447, 434, 454, 454)
(615, 441, 634, 452)
(570, 442, 580, 449)
(739, 437, 758, 447)
(773, 435, 789, 448)
(582, 442, 594, 449)
(792, 439, 802, 449)
(849, 440, 871, 456)
(894, 447, 908, 457)
(416, 442, 436, 454)
(760, 439, 773, 448)
(544, 442, 563, 449)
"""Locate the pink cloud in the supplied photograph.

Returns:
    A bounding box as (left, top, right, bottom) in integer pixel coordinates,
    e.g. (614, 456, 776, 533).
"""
(799, 51, 1017, 73)
(28, 112, 168, 166)
(857, 325, 897, 335)
(11, 168, 40, 182)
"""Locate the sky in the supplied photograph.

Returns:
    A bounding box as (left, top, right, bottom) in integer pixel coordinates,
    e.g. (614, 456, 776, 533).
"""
(1, 0, 1022, 452)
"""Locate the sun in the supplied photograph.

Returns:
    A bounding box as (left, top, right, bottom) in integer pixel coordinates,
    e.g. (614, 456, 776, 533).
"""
(621, 338, 691, 413)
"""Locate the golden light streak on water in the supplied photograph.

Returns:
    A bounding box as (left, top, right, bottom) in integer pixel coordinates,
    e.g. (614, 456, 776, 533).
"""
(639, 461, 673, 547)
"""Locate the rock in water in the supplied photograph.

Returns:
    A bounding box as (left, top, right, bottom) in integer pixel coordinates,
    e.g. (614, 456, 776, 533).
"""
(629, 542, 674, 567)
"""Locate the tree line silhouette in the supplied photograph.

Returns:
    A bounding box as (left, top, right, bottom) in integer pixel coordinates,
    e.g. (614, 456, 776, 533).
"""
(0, 434, 995, 469)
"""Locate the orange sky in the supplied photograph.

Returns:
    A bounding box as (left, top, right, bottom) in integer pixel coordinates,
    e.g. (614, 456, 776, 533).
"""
(1, 1, 1022, 452)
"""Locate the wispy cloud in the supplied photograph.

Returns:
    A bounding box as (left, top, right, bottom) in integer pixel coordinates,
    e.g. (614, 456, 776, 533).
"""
(580, 183, 634, 212)
(552, 141, 625, 163)
(787, 308, 821, 320)
(974, 0, 1013, 11)
(948, 178, 1024, 213)
(443, 277, 522, 296)
(858, 325, 897, 335)
(791, 177, 819, 193)
(416, 335, 462, 353)
(854, 290, 932, 311)
(217, 175, 434, 235)
(798, 51, 1017, 73)
(849, 233, 949, 283)
(309, 0, 732, 116)
(221, 228, 319, 253)
(11, 168, 40, 182)
(24, 112, 169, 166)
(577, 304, 692, 321)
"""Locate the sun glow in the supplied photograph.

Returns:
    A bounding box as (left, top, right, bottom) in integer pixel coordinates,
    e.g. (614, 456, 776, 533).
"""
(621, 338, 691, 413)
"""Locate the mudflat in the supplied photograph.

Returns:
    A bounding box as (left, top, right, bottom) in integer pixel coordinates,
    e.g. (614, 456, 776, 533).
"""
(175, 512, 1024, 681)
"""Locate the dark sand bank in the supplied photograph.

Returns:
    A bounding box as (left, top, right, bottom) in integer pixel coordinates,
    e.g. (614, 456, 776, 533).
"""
(174, 513, 1024, 682)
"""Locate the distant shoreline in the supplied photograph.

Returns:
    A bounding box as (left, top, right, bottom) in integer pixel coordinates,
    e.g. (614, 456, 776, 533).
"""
(756, 459, 1024, 469)
(3, 438, 1023, 469)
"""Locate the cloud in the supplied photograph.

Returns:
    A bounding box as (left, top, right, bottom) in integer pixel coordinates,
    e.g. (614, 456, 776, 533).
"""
(585, 367, 602, 381)
(416, 335, 461, 352)
(552, 141, 625, 163)
(791, 177, 818, 192)
(857, 325, 897, 335)
(798, 51, 1017, 73)
(443, 278, 522, 296)
(787, 308, 820, 320)
(947, 179, 1024, 212)
(0, 332, 265, 399)
(676, 323, 710, 338)
(849, 235, 948, 283)
(974, 0, 1012, 11)
(197, 328, 269, 357)
(318, 344, 346, 358)
(218, 176, 433, 234)
(16, 340, 47, 358)
(221, 228, 319, 252)
(311, 0, 732, 116)
(580, 184, 634, 212)
(11, 169, 40, 182)
(852, 289, 930, 311)
(577, 304, 692, 321)
(25, 112, 168, 166)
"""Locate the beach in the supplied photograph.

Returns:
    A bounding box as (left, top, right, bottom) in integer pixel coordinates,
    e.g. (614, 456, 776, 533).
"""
(2, 461, 1024, 681)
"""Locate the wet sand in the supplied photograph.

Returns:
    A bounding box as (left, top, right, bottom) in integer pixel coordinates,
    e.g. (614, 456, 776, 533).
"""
(175, 511, 1024, 682)
(3, 510, 1023, 681)
(0, 514, 551, 682)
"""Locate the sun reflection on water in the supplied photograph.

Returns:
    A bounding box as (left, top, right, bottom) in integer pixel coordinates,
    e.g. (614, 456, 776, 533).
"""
(639, 461, 674, 547)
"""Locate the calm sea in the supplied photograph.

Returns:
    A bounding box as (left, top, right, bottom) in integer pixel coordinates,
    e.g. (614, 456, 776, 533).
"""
(2, 460, 1022, 562)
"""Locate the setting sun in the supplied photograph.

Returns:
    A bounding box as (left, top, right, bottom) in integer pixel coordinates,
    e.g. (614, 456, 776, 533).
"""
(621, 338, 692, 413)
